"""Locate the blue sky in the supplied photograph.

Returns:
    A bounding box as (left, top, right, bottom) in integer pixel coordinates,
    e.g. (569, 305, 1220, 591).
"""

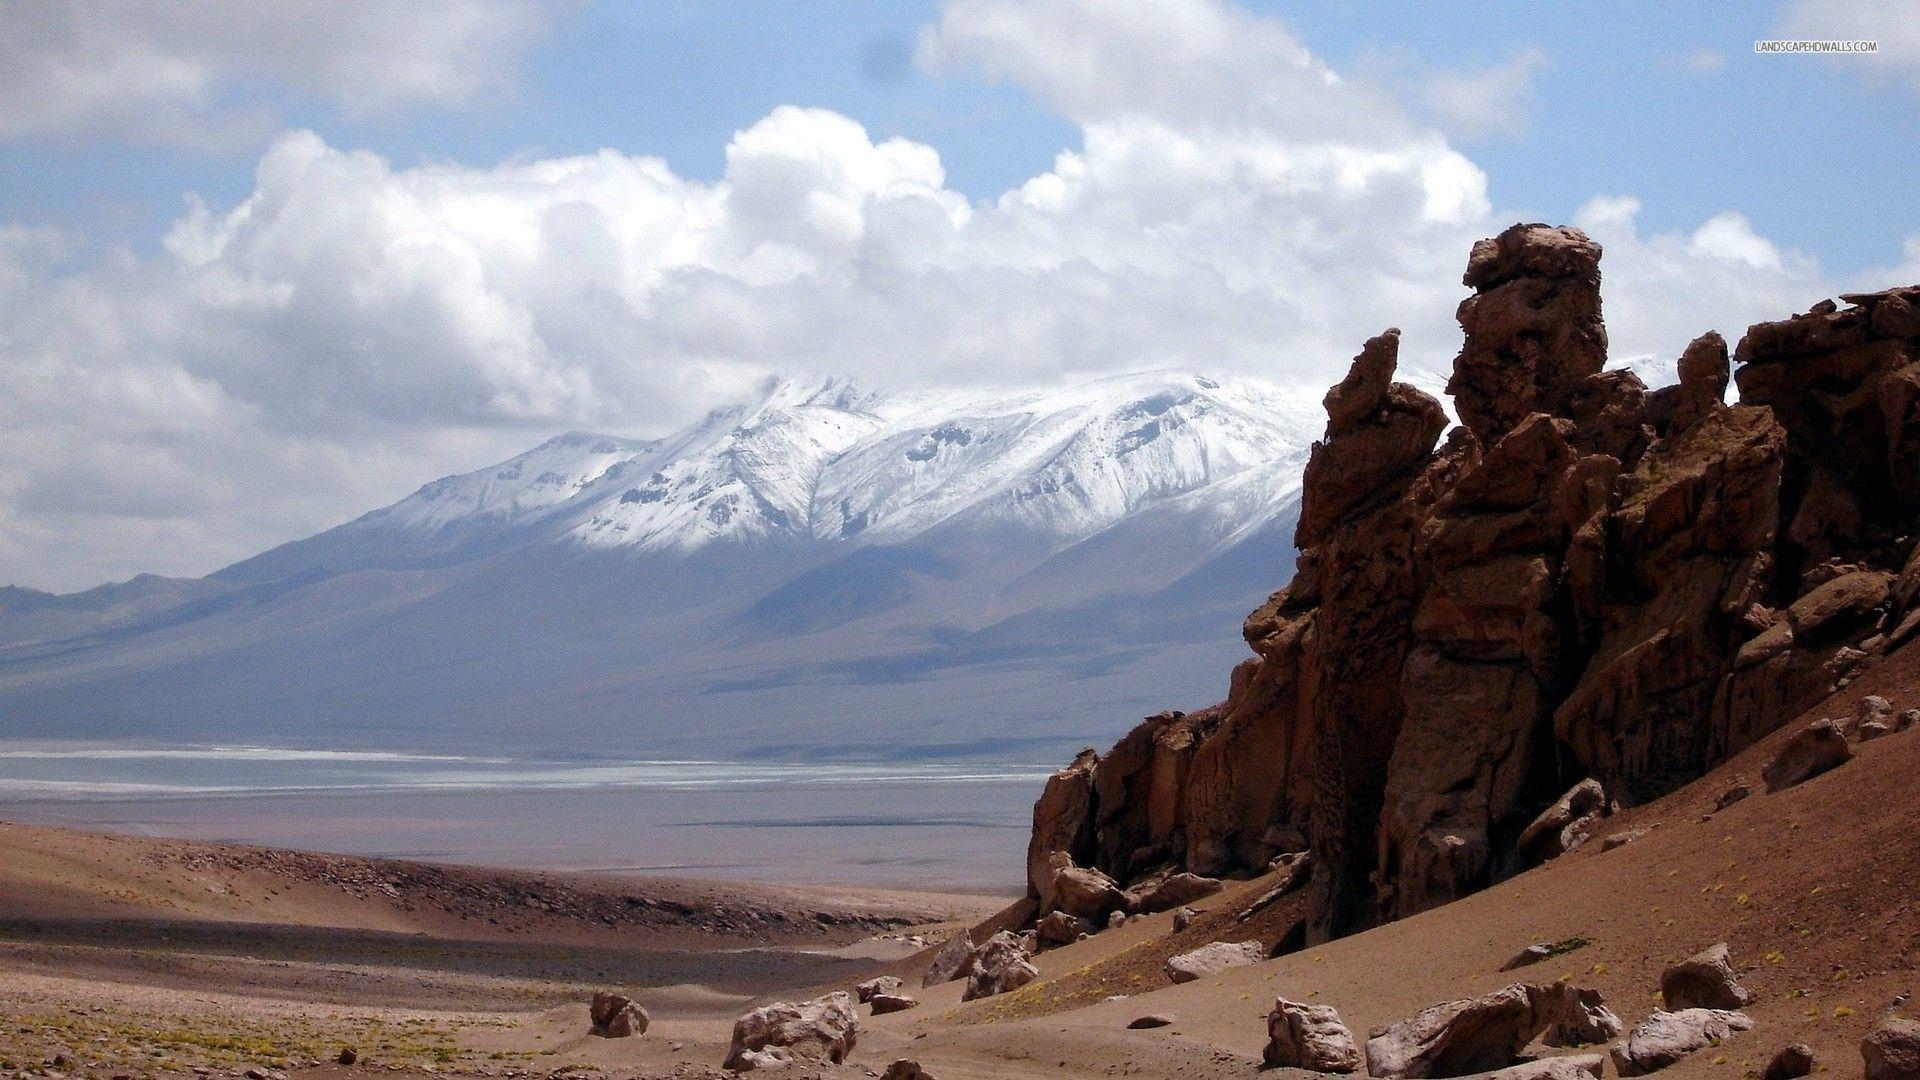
(3, 2, 1912, 273)
(0, 0, 1915, 589)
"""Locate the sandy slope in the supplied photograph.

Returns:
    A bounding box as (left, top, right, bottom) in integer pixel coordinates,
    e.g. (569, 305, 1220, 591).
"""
(1, 644, 1916, 1078)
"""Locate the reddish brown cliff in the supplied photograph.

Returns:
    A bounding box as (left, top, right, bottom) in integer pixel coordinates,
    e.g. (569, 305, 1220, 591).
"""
(1026, 223, 1920, 944)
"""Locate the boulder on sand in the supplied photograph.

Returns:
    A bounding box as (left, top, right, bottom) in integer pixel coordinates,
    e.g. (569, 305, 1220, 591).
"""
(1052, 862, 1128, 921)
(1660, 943, 1753, 1011)
(1128, 872, 1225, 914)
(1517, 779, 1608, 864)
(1164, 940, 1266, 984)
(1479, 1057, 1606, 1080)
(856, 975, 903, 1003)
(1761, 1043, 1815, 1080)
(882, 1060, 935, 1080)
(1035, 910, 1092, 946)
(921, 931, 974, 987)
(1608, 1009, 1753, 1076)
(723, 991, 859, 1072)
(960, 931, 1039, 1002)
(869, 993, 919, 1015)
(1863, 1017, 1920, 1080)
(589, 991, 649, 1038)
(1762, 719, 1852, 792)
(1264, 997, 1362, 1073)
(1365, 983, 1623, 1078)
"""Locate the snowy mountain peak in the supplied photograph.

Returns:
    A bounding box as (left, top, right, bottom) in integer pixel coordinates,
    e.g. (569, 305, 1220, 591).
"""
(299, 370, 1332, 566)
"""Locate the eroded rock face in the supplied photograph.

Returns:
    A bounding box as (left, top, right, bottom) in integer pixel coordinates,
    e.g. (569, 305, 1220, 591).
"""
(1022, 229, 1920, 946)
(1027, 750, 1097, 909)
(1265, 997, 1362, 1073)
(1660, 943, 1753, 1011)
(723, 992, 859, 1072)
(1364, 983, 1621, 1078)
(1608, 1009, 1752, 1076)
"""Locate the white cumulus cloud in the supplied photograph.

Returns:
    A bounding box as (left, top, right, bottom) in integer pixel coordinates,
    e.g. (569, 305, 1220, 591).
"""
(0, 0, 1903, 590)
(1420, 47, 1549, 141)
(0, 0, 551, 148)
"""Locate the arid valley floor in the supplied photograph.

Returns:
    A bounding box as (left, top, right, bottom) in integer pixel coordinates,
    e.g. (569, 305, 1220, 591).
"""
(3, 632, 1917, 1079)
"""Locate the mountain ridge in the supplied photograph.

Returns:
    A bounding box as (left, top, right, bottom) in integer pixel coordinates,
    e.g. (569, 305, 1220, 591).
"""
(0, 368, 1345, 762)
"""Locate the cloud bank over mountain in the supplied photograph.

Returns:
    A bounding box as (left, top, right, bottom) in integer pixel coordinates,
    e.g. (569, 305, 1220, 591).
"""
(0, 0, 1908, 590)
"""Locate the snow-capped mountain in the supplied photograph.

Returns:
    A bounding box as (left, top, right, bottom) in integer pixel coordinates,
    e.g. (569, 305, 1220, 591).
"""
(0, 371, 1335, 762)
(237, 371, 1324, 579)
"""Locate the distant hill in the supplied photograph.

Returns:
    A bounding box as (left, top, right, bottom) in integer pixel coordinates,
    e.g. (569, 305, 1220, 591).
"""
(0, 371, 1340, 761)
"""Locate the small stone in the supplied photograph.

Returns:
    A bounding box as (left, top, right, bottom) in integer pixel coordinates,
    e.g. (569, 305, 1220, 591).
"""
(337, 1047, 358, 1065)
(1761, 1043, 1815, 1080)
(1128, 1014, 1175, 1029)
(1661, 943, 1754, 1011)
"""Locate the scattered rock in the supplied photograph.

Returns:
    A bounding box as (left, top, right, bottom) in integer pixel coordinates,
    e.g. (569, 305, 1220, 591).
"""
(869, 993, 919, 1015)
(1716, 782, 1753, 810)
(1107, 910, 1128, 930)
(1503, 943, 1558, 970)
(1762, 720, 1853, 792)
(1859, 696, 1909, 740)
(1761, 1043, 1815, 1080)
(1128, 871, 1224, 913)
(1785, 570, 1890, 639)
(1052, 862, 1127, 921)
(1035, 910, 1092, 946)
(1164, 940, 1266, 984)
(589, 991, 649, 1038)
(1128, 1014, 1176, 1029)
(1502, 938, 1589, 971)
(882, 1060, 935, 1080)
(1601, 828, 1647, 851)
(1609, 1009, 1753, 1076)
(1173, 906, 1199, 932)
(1863, 1017, 1920, 1080)
(1661, 943, 1753, 1011)
(960, 931, 1038, 1001)
(1366, 983, 1622, 1078)
(723, 991, 859, 1071)
(856, 975, 903, 1003)
(1240, 852, 1313, 923)
(921, 931, 973, 987)
(336, 1047, 357, 1066)
(1517, 780, 1609, 864)
(1265, 997, 1362, 1073)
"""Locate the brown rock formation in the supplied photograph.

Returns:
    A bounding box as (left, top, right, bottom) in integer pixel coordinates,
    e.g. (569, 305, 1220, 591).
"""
(1024, 223, 1920, 945)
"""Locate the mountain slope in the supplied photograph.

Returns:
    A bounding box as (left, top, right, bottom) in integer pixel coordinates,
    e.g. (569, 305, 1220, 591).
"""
(0, 371, 1325, 761)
